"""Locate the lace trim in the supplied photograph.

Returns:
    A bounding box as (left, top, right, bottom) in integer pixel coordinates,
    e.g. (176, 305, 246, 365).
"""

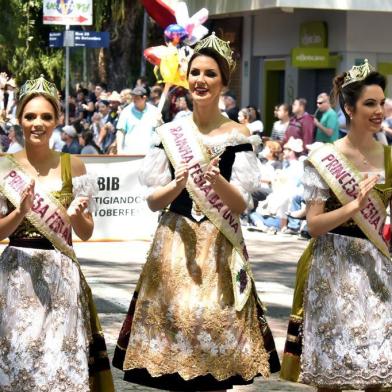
(72, 173, 99, 213)
(301, 370, 392, 389)
(302, 164, 330, 202)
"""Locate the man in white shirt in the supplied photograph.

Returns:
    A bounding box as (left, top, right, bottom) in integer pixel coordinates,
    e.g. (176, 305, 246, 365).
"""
(116, 86, 159, 155)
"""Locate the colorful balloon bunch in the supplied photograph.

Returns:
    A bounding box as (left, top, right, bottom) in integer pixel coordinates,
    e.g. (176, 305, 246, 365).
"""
(143, 1, 208, 90)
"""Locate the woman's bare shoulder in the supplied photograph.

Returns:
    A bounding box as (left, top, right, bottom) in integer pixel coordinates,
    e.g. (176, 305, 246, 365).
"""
(70, 154, 87, 177)
(219, 121, 250, 137)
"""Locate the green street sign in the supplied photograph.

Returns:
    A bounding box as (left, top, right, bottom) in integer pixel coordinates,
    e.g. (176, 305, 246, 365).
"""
(292, 47, 330, 68)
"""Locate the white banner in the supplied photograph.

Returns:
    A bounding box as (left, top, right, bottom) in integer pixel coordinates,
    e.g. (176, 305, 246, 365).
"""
(43, 0, 92, 25)
(80, 155, 159, 241)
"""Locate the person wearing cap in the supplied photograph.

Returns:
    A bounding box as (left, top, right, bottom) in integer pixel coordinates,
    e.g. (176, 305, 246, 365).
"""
(115, 85, 159, 155)
(250, 137, 305, 233)
(222, 90, 240, 122)
(61, 124, 82, 154)
(108, 91, 121, 124)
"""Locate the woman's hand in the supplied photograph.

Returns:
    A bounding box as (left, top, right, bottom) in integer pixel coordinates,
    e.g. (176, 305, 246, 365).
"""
(174, 162, 189, 189)
(18, 180, 35, 215)
(205, 158, 220, 186)
(352, 173, 380, 211)
(67, 196, 89, 218)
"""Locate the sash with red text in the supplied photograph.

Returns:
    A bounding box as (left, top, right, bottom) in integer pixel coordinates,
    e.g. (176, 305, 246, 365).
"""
(308, 143, 389, 257)
(0, 155, 77, 261)
(157, 118, 253, 311)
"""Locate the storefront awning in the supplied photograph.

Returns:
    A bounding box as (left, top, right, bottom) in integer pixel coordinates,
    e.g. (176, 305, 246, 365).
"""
(186, 0, 392, 15)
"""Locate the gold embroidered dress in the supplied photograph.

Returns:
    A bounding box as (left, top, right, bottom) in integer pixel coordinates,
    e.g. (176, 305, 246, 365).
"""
(281, 146, 392, 390)
(0, 153, 113, 392)
(113, 128, 280, 391)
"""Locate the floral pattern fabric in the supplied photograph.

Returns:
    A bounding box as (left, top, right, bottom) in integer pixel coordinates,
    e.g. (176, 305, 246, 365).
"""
(302, 233, 392, 389)
(122, 212, 270, 382)
(301, 163, 392, 389)
(0, 173, 99, 391)
(0, 246, 91, 391)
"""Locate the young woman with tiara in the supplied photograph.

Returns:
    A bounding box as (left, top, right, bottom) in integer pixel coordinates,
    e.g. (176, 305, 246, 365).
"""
(0, 76, 114, 391)
(281, 61, 392, 391)
(113, 33, 280, 391)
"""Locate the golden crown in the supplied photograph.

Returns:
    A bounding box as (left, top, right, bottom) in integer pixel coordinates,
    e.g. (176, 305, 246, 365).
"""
(193, 32, 236, 73)
(19, 74, 58, 101)
(342, 59, 375, 88)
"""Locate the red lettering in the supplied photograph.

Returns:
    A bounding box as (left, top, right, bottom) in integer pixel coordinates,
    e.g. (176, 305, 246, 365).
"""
(321, 154, 335, 162)
(194, 176, 205, 186)
(208, 194, 219, 205)
(346, 183, 359, 197)
(214, 202, 224, 212)
(35, 204, 49, 219)
(325, 159, 339, 170)
(370, 216, 380, 230)
(189, 162, 201, 172)
(200, 184, 212, 197)
(4, 170, 17, 179)
(223, 209, 231, 219)
(338, 172, 351, 184)
(183, 154, 193, 163)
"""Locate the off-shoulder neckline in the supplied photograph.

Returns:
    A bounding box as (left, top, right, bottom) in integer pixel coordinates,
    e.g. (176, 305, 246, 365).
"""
(152, 127, 260, 147)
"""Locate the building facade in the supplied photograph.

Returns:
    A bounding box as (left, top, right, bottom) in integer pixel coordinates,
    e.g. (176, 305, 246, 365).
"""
(187, 1, 392, 132)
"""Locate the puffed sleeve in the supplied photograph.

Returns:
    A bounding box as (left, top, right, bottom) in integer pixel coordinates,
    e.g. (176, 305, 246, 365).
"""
(138, 146, 172, 198)
(72, 173, 99, 213)
(0, 194, 8, 216)
(302, 163, 330, 203)
(230, 151, 262, 207)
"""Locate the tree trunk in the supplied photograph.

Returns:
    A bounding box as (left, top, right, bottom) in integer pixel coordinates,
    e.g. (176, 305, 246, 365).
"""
(100, 1, 143, 90)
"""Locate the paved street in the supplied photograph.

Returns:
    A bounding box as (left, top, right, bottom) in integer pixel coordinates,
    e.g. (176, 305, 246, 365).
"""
(73, 230, 315, 392)
(0, 230, 315, 390)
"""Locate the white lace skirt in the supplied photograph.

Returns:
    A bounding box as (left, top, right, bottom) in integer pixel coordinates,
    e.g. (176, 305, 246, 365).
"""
(0, 246, 91, 392)
(301, 233, 392, 389)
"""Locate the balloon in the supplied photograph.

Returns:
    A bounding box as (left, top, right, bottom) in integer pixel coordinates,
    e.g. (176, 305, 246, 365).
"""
(143, 45, 167, 66)
(173, 2, 209, 45)
(141, 0, 176, 29)
(164, 24, 188, 46)
(156, 45, 189, 89)
(142, 1, 209, 92)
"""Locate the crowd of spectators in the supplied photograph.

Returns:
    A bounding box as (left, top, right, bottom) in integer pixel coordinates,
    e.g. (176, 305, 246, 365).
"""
(2, 71, 392, 241)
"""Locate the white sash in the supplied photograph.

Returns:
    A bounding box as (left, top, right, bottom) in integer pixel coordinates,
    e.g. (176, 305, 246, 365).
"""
(309, 144, 389, 257)
(158, 117, 253, 311)
(0, 155, 76, 261)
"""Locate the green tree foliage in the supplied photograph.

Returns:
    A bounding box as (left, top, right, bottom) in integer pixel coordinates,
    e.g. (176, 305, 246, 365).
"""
(0, 0, 63, 85)
(0, 0, 162, 90)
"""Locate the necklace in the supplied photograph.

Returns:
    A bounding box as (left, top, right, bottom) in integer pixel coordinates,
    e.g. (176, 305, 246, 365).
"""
(344, 138, 374, 166)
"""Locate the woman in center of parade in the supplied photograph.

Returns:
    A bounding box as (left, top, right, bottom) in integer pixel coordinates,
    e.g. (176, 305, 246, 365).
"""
(113, 32, 280, 391)
(281, 61, 392, 391)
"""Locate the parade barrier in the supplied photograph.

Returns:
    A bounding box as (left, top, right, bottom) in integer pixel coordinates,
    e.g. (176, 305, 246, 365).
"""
(80, 155, 159, 241)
